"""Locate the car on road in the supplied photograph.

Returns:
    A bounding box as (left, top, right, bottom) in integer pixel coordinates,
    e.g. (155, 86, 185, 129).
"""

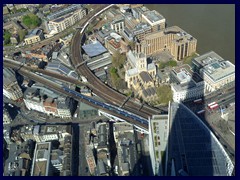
(8, 103, 14, 108)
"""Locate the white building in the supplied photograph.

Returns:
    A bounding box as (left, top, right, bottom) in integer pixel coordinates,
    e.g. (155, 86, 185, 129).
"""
(193, 51, 235, 92)
(110, 16, 125, 33)
(48, 7, 86, 34)
(24, 94, 45, 113)
(3, 109, 12, 125)
(141, 10, 166, 32)
(3, 68, 23, 101)
(23, 87, 72, 118)
(170, 64, 204, 103)
(148, 102, 170, 176)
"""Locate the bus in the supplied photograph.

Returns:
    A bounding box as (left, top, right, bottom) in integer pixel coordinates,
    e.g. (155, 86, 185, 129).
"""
(193, 98, 202, 103)
(197, 110, 205, 114)
(207, 102, 217, 107)
(209, 104, 219, 110)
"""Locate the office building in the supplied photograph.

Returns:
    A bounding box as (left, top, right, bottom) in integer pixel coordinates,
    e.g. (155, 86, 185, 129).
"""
(110, 15, 125, 33)
(192, 51, 235, 92)
(136, 26, 197, 60)
(24, 28, 44, 45)
(47, 4, 82, 20)
(48, 8, 86, 34)
(141, 10, 166, 32)
(113, 122, 138, 176)
(170, 64, 204, 102)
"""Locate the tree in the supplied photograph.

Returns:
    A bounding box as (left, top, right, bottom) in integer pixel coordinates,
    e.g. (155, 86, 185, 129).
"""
(112, 51, 126, 69)
(18, 29, 27, 42)
(4, 30, 11, 45)
(22, 13, 41, 29)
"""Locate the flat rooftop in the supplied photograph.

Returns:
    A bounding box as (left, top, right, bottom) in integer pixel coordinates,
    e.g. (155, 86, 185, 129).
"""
(31, 142, 51, 176)
(202, 60, 235, 82)
(193, 51, 224, 68)
(143, 10, 165, 23)
(82, 41, 107, 58)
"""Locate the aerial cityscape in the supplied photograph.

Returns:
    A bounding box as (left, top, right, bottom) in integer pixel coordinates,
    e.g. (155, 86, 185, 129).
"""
(3, 4, 235, 176)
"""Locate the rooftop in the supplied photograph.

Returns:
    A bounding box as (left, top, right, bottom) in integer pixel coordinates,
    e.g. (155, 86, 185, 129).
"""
(82, 41, 107, 58)
(193, 51, 224, 68)
(142, 87, 157, 97)
(31, 142, 51, 176)
(202, 60, 235, 82)
(25, 29, 42, 38)
(139, 71, 152, 83)
(143, 10, 165, 24)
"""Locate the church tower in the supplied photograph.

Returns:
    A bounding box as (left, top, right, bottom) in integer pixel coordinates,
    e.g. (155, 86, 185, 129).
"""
(137, 52, 147, 72)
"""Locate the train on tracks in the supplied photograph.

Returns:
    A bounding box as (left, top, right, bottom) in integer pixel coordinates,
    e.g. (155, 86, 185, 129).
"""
(62, 86, 149, 126)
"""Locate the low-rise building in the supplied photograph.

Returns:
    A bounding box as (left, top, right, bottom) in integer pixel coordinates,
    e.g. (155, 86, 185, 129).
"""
(95, 122, 111, 176)
(23, 87, 72, 118)
(192, 51, 235, 92)
(4, 140, 34, 176)
(10, 34, 19, 44)
(113, 122, 138, 176)
(140, 87, 158, 103)
(3, 68, 23, 101)
(24, 28, 44, 45)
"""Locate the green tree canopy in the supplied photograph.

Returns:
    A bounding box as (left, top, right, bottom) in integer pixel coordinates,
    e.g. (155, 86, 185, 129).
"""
(4, 30, 11, 45)
(158, 59, 177, 69)
(112, 51, 126, 69)
(22, 13, 41, 29)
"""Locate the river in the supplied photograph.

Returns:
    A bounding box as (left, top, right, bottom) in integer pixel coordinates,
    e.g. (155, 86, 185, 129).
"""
(145, 4, 235, 64)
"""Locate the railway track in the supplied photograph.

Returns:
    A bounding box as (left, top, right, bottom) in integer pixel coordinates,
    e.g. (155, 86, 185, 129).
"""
(70, 11, 163, 118)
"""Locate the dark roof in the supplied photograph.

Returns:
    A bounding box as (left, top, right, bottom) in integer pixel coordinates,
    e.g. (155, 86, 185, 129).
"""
(139, 71, 152, 83)
(142, 87, 156, 97)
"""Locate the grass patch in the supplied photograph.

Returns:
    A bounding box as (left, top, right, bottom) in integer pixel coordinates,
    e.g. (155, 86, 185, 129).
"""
(158, 59, 177, 69)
